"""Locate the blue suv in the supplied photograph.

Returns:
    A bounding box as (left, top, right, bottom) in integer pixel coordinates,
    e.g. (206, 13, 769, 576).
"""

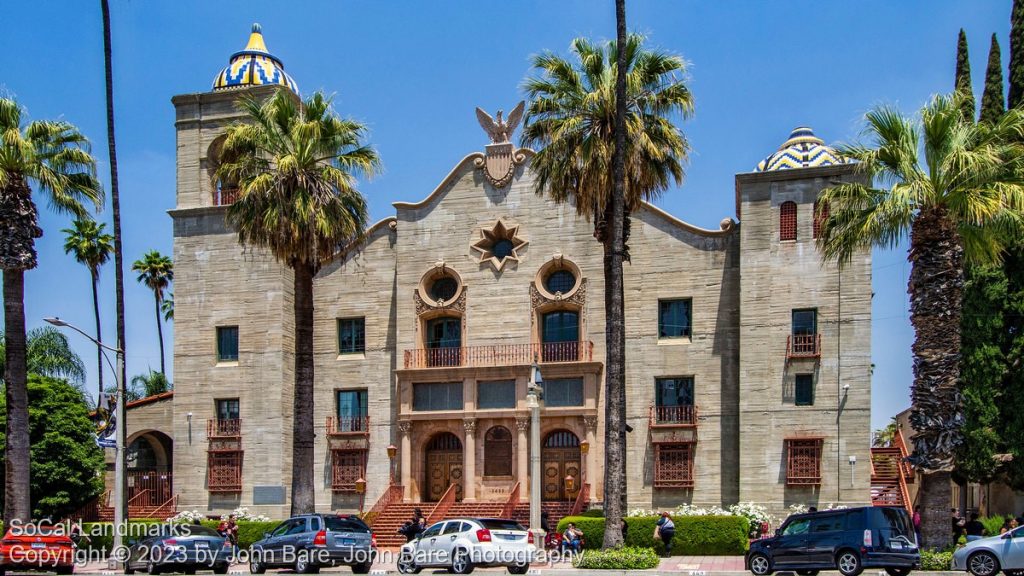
(746, 506, 919, 576)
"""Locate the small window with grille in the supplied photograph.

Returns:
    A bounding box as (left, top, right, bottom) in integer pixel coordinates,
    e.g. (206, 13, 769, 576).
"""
(786, 438, 823, 485)
(780, 201, 797, 241)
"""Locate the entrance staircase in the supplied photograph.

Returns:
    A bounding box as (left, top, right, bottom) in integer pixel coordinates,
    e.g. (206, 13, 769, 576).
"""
(72, 491, 178, 522)
(869, 430, 914, 514)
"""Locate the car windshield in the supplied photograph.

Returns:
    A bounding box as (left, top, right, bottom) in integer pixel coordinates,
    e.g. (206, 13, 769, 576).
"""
(479, 519, 526, 531)
(324, 516, 369, 533)
(782, 519, 810, 536)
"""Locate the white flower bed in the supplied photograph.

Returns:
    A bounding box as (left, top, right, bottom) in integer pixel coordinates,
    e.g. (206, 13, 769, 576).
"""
(220, 506, 271, 522)
(166, 510, 206, 523)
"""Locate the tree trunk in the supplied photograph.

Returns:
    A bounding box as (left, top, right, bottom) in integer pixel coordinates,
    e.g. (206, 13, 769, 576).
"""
(907, 206, 964, 549)
(290, 262, 316, 515)
(920, 470, 954, 548)
(3, 270, 32, 526)
(154, 294, 165, 374)
(91, 271, 104, 402)
(602, 0, 629, 549)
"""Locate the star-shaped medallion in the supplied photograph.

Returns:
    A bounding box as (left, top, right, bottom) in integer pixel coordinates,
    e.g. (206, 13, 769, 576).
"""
(471, 219, 528, 271)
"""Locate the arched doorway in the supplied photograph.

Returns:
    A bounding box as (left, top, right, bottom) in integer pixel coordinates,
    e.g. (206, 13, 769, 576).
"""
(542, 430, 581, 501)
(424, 432, 463, 501)
(126, 431, 173, 506)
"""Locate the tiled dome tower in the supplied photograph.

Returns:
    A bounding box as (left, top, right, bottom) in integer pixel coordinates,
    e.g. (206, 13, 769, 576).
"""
(755, 127, 845, 171)
(212, 24, 298, 94)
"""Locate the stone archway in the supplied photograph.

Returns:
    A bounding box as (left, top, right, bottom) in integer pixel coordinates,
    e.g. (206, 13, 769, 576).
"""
(126, 430, 173, 506)
(541, 429, 581, 501)
(424, 432, 463, 502)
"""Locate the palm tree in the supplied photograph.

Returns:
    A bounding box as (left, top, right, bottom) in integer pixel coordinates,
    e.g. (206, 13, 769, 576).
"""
(62, 219, 114, 403)
(817, 94, 1024, 547)
(216, 88, 380, 514)
(0, 97, 101, 526)
(0, 327, 88, 391)
(521, 32, 692, 547)
(162, 292, 174, 321)
(132, 251, 173, 374)
(128, 370, 171, 401)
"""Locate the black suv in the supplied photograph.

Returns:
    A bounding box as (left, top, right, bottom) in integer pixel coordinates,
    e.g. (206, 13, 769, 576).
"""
(746, 506, 919, 576)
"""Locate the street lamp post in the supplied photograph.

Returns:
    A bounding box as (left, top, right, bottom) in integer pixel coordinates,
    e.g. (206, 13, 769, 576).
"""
(45, 317, 126, 568)
(527, 360, 543, 547)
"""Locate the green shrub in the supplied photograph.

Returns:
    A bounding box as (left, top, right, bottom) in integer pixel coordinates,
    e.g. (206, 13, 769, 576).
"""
(572, 546, 660, 570)
(556, 515, 749, 556)
(981, 515, 1008, 537)
(580, 508, 605, 518)
(920, 549, 953, 571)
(78, 519, 282, 553)
(233, 521, 281, 549)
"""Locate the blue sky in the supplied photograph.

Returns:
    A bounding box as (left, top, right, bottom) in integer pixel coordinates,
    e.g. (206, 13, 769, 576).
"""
(0, 1, 1010, 429)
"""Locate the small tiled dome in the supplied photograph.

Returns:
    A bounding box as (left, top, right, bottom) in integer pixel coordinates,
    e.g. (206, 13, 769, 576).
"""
(755, 127, 845, 171)
(212, 24, 298, 94)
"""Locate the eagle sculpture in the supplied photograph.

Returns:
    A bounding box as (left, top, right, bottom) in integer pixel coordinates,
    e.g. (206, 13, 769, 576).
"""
(475, 101, 525, 144)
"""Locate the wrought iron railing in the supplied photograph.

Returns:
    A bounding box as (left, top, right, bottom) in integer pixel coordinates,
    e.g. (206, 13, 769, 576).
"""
(785, 438, 823, 486)
(326, 416, 370, 435)
(570, 483, 590, 516)
(426, 483, 458, 525)
(207, 450, 243, 492)
(649, 405, 698, 426)
(500, 482, 521, 519)
(364, 483, 404, 527)
(404, 341, 594, 369)
(213, 187, 238, 206)
(207, 418, 241, 438)
(787, 334, 821, 358)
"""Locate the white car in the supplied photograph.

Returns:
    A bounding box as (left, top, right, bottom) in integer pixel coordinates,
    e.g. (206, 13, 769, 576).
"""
(952, 525, 1024, 576)
(396, 517, 535, 575)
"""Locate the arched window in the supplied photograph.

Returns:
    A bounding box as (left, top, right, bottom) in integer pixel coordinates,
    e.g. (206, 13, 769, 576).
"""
(208, 137, 239, 206)
(812, 200, 829, 238)
(484, 426, 513, 476)
(127, 437, 158, 470)
(780, 201, 797, 241)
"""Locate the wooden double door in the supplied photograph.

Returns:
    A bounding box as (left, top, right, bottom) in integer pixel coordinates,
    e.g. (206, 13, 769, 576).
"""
(425, 432, 464, 501)
(542, 430, 582, 501)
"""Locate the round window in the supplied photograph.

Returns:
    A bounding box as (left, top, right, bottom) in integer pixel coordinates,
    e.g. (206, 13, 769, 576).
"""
(545, 270, 577, 294)
(431, 276, 458, 302)
(492, 239, 515, 260)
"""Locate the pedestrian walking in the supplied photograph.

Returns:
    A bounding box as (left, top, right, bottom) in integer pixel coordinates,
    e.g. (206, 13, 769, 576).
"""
(656, 512, 676, 558)
(951, 508, 965, 542)
(912, 506, 922, 544)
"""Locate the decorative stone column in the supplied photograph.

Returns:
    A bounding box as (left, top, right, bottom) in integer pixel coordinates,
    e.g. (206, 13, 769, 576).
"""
(463, 419, 477, 501)
(515, 417, 530, 502)
(583, 416, 598, 501)
(399, 421, 413, 500)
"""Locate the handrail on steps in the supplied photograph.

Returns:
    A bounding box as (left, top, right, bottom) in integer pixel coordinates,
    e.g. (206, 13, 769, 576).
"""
(570, 483, 590, 517)
(126, 489, 151, 507)
(147, 495, 178, 520)
(500, 482, 521, 519)
(363, 483, 404, 527)
(426, 484, 458, 525)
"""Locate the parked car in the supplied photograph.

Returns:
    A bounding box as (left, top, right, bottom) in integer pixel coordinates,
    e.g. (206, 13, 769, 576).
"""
(397, 518, 534, 575)
(746, 506, 919, 576)
(951, 524, 1024, 576)
(248, 514, 375, 574)
(123, 523, 232, 575)
(0, 524, 75, 575)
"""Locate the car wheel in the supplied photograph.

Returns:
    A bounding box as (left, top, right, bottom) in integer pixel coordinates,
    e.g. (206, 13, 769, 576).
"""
(146, 560, 161, 575)
(213, 564, 229, 575)
(749, 553, 773, 576)
(249, 558, 266, 575)
(352, 562, 372, 574)
(968, 551, 1001, 576)
(397, 553, 421, 574)
(294, 554, 319, 575)
(125, 564, 136, 576)
(451, 548, 474, 575)
(508, 562, 530, 575)
(184, 568, 197, 575)
(837, 550, 863, 576)
(885, 568, 912, 576)
(797, 571, 819, 576)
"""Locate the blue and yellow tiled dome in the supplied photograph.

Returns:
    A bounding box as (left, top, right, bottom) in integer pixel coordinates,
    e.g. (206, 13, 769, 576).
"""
(755, 127, 845, 171)
(212, 24, 298, 94)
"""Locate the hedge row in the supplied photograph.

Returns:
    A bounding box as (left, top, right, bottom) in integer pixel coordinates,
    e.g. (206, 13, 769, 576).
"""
(556, 515, 749, 556)
(573, 546, 661, 570)
(78, 520, 281, 552)
(920, 549, 953, 571)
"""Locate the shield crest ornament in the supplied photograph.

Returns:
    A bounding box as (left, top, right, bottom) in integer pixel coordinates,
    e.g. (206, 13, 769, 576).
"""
(474, 102, 528, 188)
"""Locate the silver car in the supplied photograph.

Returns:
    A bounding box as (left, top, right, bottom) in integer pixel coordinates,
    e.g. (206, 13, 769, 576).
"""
(952, 525, 1024, 576)
(249, 514, 375, 574)
(396, 518, 534, 575)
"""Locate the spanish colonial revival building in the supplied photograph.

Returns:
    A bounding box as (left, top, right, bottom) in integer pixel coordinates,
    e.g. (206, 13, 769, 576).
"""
(113, 25, 874, 525)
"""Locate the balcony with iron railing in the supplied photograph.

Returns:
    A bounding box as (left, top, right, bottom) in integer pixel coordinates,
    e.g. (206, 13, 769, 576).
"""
(326, 415, 370, 436)
(403, 340, 595, 369)
(207, 418, 241, 438)
(213, 187, 239, 206)
(649, 405, 698, 427)
(786, 333, 821, 360)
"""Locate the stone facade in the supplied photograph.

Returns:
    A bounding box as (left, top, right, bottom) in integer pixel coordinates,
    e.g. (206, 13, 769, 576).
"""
(116, 35, 874, 519)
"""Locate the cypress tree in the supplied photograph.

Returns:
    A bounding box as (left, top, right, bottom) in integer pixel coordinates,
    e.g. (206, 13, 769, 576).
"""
(981, 34, 1007, 123)
(1010, 0, 1024, 108)
(956, 28, 976, 119)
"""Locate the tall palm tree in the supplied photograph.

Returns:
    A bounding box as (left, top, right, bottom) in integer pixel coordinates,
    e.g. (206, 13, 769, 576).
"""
(216, 88, 380, 514)
(132, 250, 173, 374)
(817, 93, 1024, 547)
(162, 292, 174, 321)
(0, 327, 88, 391)
(0, 96, 101, 526)
(521, 32, 692, 547)
(62, 219, 114, 403)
